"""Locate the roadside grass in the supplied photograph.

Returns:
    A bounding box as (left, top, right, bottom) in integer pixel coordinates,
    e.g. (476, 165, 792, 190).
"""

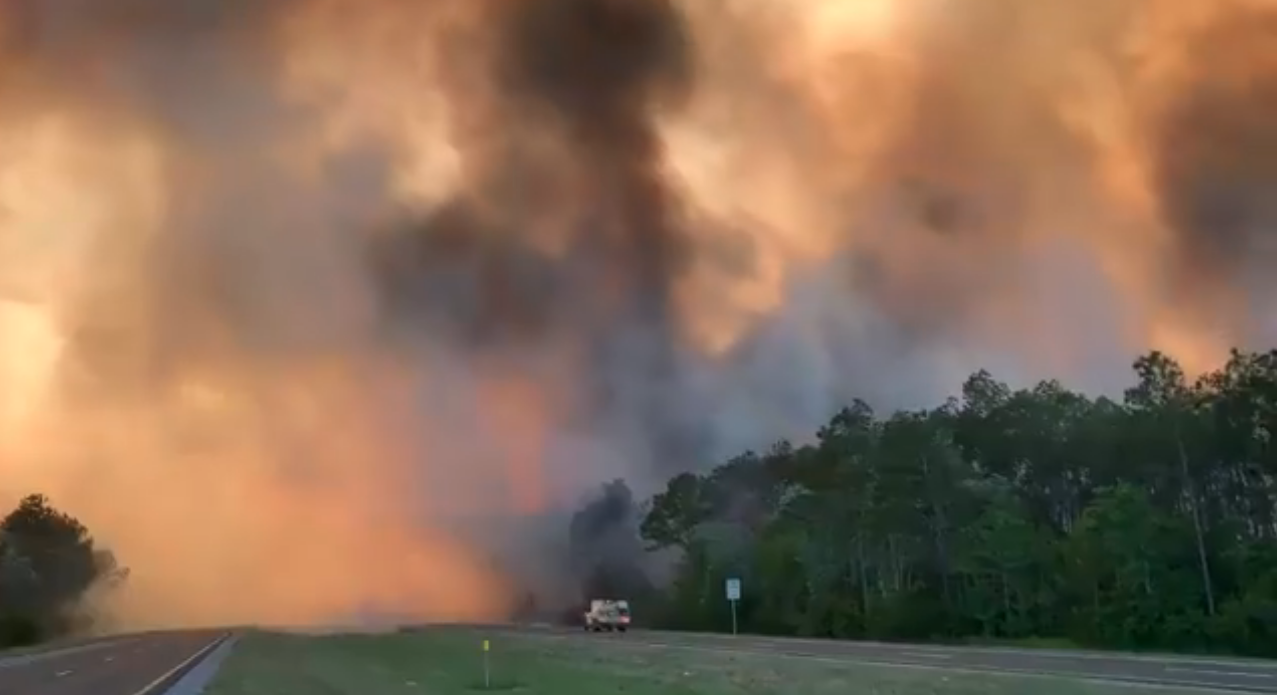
(204, 626, 1234, 695)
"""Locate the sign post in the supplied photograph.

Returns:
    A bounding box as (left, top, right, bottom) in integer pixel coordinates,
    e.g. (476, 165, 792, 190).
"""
(725, 577, 741, 636)
(482, 639, 491, 689)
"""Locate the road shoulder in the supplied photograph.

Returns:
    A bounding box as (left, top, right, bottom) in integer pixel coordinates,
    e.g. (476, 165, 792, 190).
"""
(155, 634, 240, 695)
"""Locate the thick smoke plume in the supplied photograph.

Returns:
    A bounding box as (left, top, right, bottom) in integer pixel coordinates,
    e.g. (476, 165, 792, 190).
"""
(567, 480, 654, 603)
(1, 0, 1276, 629)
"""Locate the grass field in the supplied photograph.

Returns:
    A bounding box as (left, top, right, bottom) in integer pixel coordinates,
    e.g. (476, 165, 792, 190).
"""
(202, 627, 1233, 695)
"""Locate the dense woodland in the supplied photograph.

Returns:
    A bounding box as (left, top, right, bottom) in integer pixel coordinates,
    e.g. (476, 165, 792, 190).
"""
(622, 349, 1277, 656)
(0, 495, 123, 647)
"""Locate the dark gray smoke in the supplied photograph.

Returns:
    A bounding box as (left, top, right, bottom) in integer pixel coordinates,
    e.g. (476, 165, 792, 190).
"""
(371, 0, 711, 473)
(567, 480, 653, 604)
(374, 0, 693, 332)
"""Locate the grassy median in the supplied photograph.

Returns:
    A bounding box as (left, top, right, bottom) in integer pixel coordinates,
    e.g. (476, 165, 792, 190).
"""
(205, 627, 1219, 695)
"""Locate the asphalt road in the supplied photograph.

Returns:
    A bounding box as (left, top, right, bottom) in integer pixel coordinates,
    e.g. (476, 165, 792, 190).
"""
(492, 624, 1277, 693)
(0, 631, 226, 695)
(13, 622, 1273, 693)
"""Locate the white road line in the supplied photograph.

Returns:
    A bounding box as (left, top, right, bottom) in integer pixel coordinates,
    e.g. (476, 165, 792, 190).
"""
(159, 634, 240, 695)
(1166, 668, 1277, 680)
(128, 635, 229, 695)
(105, 655, 115, 662)
(55, 669, 72, 677)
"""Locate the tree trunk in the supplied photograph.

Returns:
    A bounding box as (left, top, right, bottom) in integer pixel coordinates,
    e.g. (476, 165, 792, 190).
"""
(1176, 426, 1217, 616)
(699, 548, 713, 609)
(1092, 579, 1101, 632)
(935, 522, 953, 611)
(921, 455, 953, 613)
(856, 534, 870, 615)
(887, 535, 902, 592)
(1001, 571, 1011, 617)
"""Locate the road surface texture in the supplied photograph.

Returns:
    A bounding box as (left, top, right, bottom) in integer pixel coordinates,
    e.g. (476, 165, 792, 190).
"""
(0, 630, 227, 695)
(487, 624, 1277, 693)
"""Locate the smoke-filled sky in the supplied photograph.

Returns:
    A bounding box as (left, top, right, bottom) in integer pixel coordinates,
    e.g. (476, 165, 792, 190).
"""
(1, 0, 1275, 629)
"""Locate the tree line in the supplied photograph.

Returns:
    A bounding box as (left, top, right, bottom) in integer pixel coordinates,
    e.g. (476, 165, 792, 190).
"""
(0, 494, 124, 647)
(587, 349, 1277, 656)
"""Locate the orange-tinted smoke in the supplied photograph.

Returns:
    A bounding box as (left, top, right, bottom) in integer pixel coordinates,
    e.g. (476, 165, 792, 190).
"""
(3, 0, 1277, 630)
(0, 0, 514, 629)
(678, 0, 1277, 375)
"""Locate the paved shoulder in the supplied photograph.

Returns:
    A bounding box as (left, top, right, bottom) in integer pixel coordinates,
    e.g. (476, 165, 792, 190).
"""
(0, 630, 226, 695)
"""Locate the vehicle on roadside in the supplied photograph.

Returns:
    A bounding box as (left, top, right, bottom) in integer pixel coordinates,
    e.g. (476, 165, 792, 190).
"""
(583, 599, 631, 632)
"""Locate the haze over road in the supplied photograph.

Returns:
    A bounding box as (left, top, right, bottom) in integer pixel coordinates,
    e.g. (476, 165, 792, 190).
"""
(0, 631, 226, 695)
(487, 625, 1277, 693)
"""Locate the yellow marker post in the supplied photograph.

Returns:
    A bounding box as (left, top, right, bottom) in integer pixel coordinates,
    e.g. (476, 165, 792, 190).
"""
(482, 639, 491, 689)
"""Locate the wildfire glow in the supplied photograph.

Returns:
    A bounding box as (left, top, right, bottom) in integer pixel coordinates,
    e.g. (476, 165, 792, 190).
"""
(1, 0, 1273, 630)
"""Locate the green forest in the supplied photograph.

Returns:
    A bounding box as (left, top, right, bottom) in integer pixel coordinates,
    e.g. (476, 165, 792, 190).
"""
(625, 349, 1277, 656)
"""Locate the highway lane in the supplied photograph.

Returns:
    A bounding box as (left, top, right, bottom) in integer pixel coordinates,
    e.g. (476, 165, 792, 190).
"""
(0, 637, 140, 669)
(0, 630, 226, 695)
(0, 631, 206, 667)
(492, 625, 1277, 692)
